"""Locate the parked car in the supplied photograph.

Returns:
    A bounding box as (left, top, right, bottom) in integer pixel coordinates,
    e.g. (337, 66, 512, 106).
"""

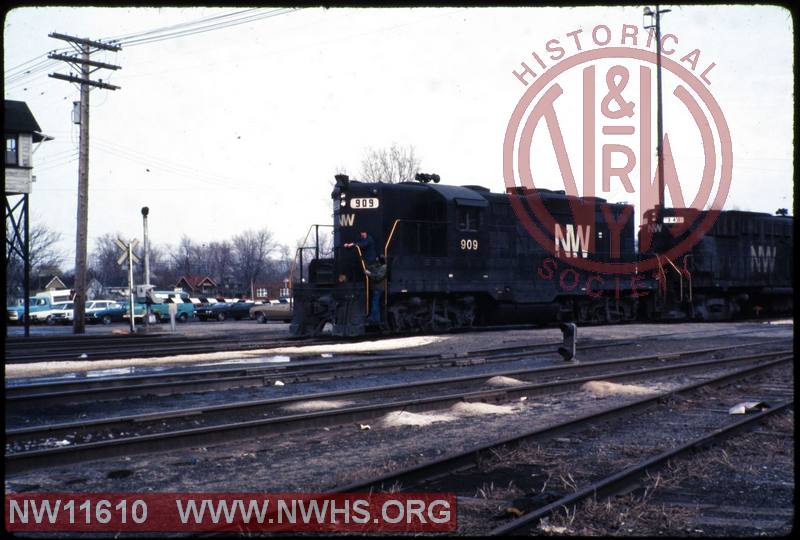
(7, 290, 72, 323)
(122, 290, 194, 324)
(250, 298, 293, 323)
(125, 300, 194, 323)
(86, 301, 127, 325)
(29, 301, 69, 324)
(197, 300, 257, 321)
(47, 302, 75, 325)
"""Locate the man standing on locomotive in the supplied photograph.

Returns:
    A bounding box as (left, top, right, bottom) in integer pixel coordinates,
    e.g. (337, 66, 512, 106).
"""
(344, 231, 377, 263)
(345, 231, 384, 325)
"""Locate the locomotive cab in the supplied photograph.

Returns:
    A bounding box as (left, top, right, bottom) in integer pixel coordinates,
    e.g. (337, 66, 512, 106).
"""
(640, 207, 793, 320)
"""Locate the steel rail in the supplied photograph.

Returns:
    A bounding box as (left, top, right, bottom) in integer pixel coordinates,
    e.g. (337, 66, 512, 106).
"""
(5, 337, 329, 364)
(7, 338, 789, 409)
(5, 337, 642, 406)
(8, 346, 790, 444)
(6, 350, 790, 473)
(332, 356, 792, 495)
(489, 399, 794, 535)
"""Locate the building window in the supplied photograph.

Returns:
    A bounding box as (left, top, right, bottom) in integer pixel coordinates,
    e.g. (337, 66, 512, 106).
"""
(6, 135, 18, 165)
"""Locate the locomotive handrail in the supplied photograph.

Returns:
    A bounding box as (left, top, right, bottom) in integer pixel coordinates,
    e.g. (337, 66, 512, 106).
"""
(383, 218, 449, 258)
(663, 254, 684, 302)
(354, 245, 369, 315)
(655, 254, 668, 299)
(288, 224, 334, 290)
(384, 219, 402, 260)
(383, 219, 402, 309)
(383, 219, 450, 308)
(289, 246, 319, 290)
(682, 254, 694, 302)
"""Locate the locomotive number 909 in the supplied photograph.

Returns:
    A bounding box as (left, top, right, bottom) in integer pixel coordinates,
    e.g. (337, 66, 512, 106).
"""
(350, 197, 380, 209)
(460, 238, 479, 250)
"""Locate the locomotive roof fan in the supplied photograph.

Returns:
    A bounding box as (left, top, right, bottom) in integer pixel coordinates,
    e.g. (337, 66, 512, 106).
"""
(415, 173, 440, 184)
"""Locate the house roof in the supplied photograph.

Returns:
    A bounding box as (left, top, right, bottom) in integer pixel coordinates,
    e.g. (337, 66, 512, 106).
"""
(4, 100, 50, 142)
(44, 276, 66, 290)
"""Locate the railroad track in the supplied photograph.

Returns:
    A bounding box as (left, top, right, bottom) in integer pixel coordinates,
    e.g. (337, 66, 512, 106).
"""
(7, 324, 785, 405)
(5, 344, 791, 473)
(6, 334, 648, 407)
(4, 333, 324, 364)
(4, 324, 554, 363)
(5, 321, 785, 364)
(488, 401, 793, 535)
(327, 358, 792, 535)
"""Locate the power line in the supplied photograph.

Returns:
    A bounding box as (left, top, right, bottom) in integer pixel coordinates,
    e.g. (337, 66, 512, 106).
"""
(101, 8, 261, 43)
(4, 47, 70, 78)
(90, 139, 240, 188)
(116, 8, 298, 47)
(5, 8, 298, 91)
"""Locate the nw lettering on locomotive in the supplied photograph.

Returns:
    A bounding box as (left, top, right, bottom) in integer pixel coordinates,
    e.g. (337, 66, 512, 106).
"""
(554, 223, 591, 258)
(750, 244, 777, 273)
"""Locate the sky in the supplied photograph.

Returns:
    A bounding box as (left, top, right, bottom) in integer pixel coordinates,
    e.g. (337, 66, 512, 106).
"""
(4, 6, 794, 267)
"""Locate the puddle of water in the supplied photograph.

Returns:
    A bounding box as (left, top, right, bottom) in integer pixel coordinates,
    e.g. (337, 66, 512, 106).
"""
(196, 355, 292, 367)
(86, 367, 135, 378)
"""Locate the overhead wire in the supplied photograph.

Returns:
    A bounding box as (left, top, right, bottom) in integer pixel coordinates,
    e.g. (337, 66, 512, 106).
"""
(89, 138, 240, 188)
(101, 8, 261, 43)
(5, 8, 298, 91)
(104, 8, 300, 47)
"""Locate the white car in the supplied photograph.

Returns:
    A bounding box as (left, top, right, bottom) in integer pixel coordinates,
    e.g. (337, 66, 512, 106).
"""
(45, 302, 75, 325)
(29, 301, 68, 324)
(86, 300, 117, 314)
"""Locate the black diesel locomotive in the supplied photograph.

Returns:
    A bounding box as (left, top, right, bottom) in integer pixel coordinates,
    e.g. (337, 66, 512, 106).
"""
(290, 174, 793, 336)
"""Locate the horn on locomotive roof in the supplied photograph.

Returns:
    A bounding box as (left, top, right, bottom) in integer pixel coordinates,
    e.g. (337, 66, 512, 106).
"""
(415, 173, 440, 184)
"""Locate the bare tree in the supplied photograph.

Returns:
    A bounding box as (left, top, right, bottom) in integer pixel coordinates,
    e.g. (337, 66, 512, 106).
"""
(6, 223, 65, 299)
(359, 144, 421, 183)
(206, 240, 235, 286)
(89, 233, 128, 286)
(144, 244, 171, 288)
(232, 228, 277, 298)
(268, 244, 293, 281)
(172, 235, 198, 276)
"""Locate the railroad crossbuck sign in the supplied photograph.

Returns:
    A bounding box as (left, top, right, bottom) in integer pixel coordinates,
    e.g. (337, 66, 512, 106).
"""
(115, 238, 140, 265)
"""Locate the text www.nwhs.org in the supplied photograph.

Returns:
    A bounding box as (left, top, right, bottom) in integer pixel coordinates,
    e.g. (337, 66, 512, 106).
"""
(6, 493, 457, 532)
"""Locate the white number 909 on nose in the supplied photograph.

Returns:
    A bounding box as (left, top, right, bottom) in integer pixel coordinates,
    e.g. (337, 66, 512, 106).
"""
(350, 198, 380, 209)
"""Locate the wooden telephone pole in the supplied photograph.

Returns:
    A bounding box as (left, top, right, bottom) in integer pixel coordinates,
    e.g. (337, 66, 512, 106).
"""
(48, 33, 121, 333)
(644, 6, 671, 213)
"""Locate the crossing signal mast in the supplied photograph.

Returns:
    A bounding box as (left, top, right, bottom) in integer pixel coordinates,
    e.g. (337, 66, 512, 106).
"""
(48, 33, 121, 333)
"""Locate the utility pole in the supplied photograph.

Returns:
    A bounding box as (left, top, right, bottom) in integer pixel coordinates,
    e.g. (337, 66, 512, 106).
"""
(48, 33, 121, 333)
(644, 6, 671, 213)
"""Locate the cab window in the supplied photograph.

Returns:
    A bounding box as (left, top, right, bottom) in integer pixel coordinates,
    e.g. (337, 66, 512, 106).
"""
(458, 208, 481, 232)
